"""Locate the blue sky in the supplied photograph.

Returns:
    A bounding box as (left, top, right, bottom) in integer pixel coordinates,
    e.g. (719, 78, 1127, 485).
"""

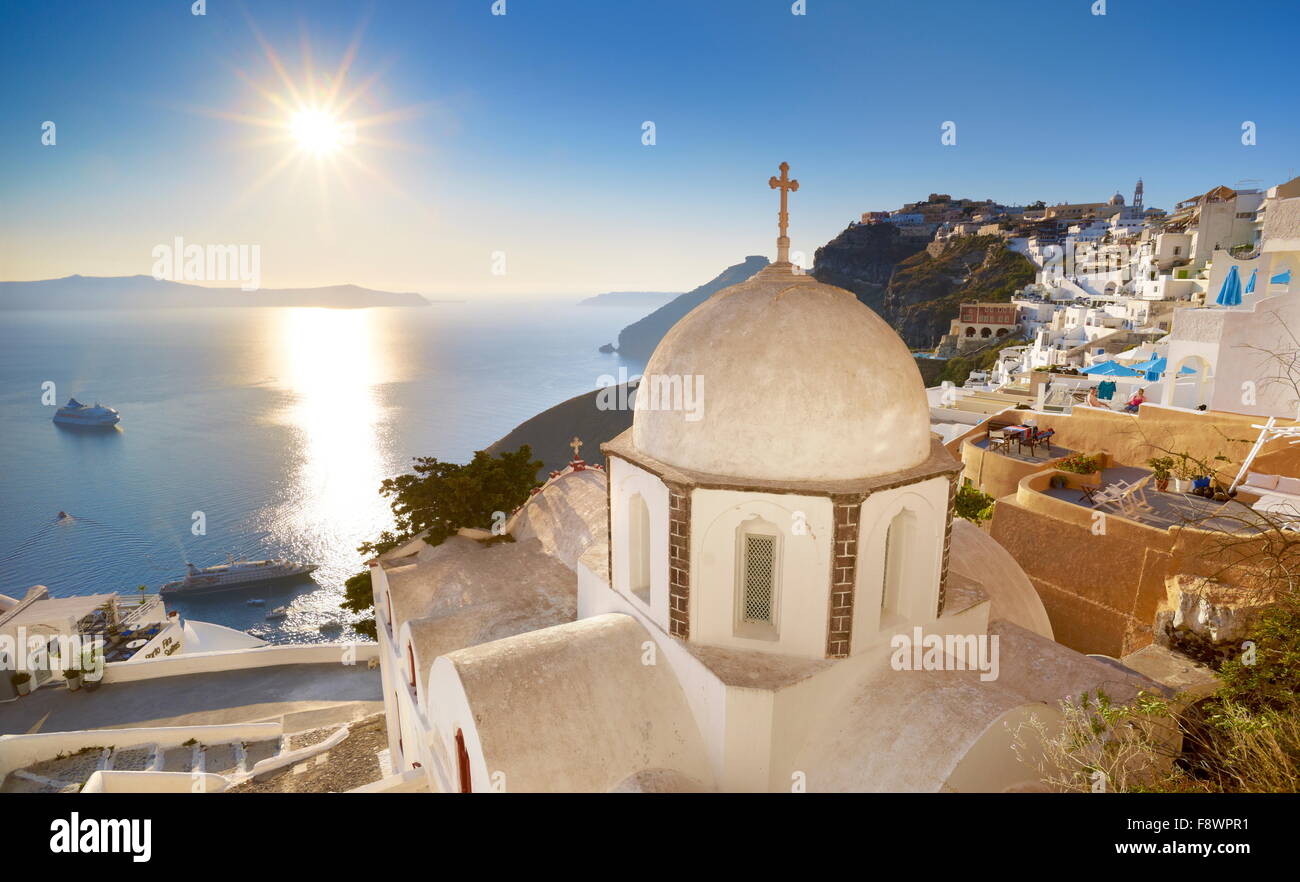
(2, 0, 1297, 295)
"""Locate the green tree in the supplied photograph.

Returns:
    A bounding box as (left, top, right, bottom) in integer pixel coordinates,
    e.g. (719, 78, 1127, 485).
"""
(342, 446, 543, 630)
(953, 484, 995, 523)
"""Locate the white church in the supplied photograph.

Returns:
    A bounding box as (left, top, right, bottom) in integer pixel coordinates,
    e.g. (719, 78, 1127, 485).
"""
(369, 166, 1158, 792)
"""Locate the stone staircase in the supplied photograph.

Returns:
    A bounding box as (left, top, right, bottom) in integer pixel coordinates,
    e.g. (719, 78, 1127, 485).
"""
(0, 701, 378, 794)
(1, 736, 285, 793)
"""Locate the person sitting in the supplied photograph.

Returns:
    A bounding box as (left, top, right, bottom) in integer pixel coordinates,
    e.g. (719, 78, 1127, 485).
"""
(1122, 388, 1146, 413)
(1087, 386, 1110, 409)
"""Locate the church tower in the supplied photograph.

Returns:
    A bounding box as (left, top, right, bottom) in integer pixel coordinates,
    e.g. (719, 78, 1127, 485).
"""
(1133, 178, 1144, 213)
(602, 163, 962, 661)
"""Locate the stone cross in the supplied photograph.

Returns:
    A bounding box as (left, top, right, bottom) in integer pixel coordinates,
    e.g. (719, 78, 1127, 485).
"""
(569, 436, 583, 460)
(768, 161, 799, 265)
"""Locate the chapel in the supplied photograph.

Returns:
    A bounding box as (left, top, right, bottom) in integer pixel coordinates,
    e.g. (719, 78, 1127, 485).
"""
(370, 164, 1159, 792)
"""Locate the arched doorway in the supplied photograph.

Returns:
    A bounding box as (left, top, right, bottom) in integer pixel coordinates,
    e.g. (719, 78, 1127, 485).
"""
(455, 729, 472, 793)
(1169, 355, 1212, 410)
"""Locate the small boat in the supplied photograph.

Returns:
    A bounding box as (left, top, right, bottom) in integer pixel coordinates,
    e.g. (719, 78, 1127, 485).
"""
(318, 619, 343, 633)
(246, 598, 266, 606)
(266, 606, 288, 621)
(160, 555, 318, 596)
(57, 511, 71, 520)
(53, 398, 120, 428)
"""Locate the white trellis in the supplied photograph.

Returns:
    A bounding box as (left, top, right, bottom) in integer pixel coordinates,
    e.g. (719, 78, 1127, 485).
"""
(1228, 416, 1300, 493)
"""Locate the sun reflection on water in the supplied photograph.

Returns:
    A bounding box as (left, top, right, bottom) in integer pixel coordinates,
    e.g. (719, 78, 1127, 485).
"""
(258, 308, 400, 635)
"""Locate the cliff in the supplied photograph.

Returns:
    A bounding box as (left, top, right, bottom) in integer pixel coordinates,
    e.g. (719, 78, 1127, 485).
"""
(812, 223, 928, 313)
(882, 236, 1036, 348)
(485, 383, 636, 479)
(607, 256, 768, 361)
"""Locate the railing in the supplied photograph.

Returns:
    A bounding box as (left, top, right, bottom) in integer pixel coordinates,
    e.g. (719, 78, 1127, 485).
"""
(118, 593, 166, 628)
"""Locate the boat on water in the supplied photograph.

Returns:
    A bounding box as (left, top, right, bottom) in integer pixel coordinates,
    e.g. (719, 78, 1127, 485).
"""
(53, 398, 120, 428)
(160, 555, 317, 596)
(266, 606, 289, 621)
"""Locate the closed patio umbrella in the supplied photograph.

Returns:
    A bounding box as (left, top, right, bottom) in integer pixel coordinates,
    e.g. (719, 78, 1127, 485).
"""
(1245, 268, 1257, 294)
(1215, 265, 1242, 306)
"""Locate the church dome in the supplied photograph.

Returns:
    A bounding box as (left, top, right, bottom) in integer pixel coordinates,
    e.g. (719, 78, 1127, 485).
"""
(631, 264, 932, 482)
(1108, 192, 1125, 206)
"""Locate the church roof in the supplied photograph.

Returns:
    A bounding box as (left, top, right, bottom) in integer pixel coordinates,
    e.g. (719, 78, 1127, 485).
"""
(790, 620, 1162, 792)
(631, 263, 933, 483)
(430, 613, 714, 792)
(384, 466, 609, 692)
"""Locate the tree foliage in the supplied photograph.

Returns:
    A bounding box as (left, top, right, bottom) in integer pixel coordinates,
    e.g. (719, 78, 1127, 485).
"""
(953, 484, 995, 523)
(357, 446, 542, 557)
(342, 446, 542, 626)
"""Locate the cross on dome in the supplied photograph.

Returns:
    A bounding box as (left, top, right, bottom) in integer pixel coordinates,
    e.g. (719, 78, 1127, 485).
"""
(768, 161, 799, 266)
(570, 436, 583, 459)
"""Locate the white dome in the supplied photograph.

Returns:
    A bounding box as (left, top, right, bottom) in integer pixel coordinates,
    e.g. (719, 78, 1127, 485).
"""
(631, 264, 932, 482)
(1108, 192, 1125, 205)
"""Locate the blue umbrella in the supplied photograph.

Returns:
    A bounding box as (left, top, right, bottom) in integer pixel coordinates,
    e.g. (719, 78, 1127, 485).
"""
(1215, 265, 1242, 306)
(1272, 268, 1293, 285)
(1245, 268, 1257, 294)
(1128, 355, 1164, 372)
(1081, 360, 1141, 377)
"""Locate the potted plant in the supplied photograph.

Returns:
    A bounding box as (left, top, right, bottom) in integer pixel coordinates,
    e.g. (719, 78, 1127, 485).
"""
(64, 668, 83, 692)
(1146, 456, 1174, 492)
(11, 671, 31, 697)
(1169, 453, 1195, 493)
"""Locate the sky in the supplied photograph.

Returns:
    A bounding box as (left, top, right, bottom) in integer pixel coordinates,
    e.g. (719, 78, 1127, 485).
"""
(2, 0, 1298, 297)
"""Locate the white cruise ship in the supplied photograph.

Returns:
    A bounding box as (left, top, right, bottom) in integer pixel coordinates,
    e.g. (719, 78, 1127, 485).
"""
(160, 556, 318, 596)
(52, 398, 120, 427)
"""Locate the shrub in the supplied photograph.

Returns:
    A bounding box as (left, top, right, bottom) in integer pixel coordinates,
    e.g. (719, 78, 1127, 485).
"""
(954, 485, 996, 523)
(1056, 453, 1100, 474)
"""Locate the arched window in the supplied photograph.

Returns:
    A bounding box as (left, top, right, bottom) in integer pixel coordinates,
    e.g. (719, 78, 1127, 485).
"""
(880, 509, 916, 625)
(996, 327, 1009, 337)
(455, 729, 472, 793)
(407, 644, 416, 689)
(735, 518, 780, 639)
(980, 327, 992, 338)
(628, 493, 651, 604)
(964, 326, 976, 337)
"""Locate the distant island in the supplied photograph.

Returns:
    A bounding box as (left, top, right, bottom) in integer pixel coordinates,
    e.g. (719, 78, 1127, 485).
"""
(603, 256, 769, 360)
(577, 291, 679, 308)
(0, 275, 440, 310)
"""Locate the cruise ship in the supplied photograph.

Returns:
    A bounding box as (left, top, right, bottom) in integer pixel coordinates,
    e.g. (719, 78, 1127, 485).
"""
(160, 556, 318, 596)
(52, 398, 120, 427)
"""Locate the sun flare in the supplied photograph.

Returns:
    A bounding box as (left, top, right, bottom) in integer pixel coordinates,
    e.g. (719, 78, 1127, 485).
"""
(289, 107, 351, 155)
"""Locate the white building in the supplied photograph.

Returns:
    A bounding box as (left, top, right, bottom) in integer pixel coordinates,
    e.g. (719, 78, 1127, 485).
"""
(369, 193, 1160, 793)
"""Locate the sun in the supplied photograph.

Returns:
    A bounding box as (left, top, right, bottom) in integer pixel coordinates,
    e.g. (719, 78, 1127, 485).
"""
(289, 107, 351, 155)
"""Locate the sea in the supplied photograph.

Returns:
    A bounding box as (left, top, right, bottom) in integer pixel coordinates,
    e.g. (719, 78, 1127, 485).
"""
(0, 302, 649, 643)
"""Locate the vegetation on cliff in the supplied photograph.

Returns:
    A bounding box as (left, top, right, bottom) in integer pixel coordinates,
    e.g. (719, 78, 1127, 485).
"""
(812, 223, 927, 313)
(883, 236, 1036, 349)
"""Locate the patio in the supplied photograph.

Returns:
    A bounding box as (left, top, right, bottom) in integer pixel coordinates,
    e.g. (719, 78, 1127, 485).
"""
(972, 433, 1074, 465)
(1042, 465, 1274, 533)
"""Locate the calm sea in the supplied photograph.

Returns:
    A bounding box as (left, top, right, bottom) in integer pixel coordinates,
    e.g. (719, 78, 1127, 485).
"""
(0, 303, 648, 643)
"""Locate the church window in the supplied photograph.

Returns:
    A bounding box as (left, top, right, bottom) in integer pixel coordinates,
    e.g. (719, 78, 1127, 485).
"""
(407, 644, 416, 689)
(628, 493, 651, 604)
(735, 518, 780, 638)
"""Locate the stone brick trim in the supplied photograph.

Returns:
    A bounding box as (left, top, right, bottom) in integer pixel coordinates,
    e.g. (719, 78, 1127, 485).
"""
(937, 474, 958, 615)
(826, 495, 862, 658)
(666, 481, 692, 638)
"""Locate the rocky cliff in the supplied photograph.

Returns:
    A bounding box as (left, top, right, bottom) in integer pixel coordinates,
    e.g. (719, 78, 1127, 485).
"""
(607, 256, 769, 361)
(485, 384, 635, 479)
(812, 223, 928, 313)
(882, 236, 1035, 348)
